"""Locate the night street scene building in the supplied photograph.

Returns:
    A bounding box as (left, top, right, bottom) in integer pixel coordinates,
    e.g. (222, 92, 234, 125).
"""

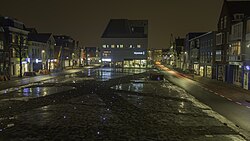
(184, 32, 206, 71)
(27, 29, 56, 72)
(84, 46, 101, 66)
(216, 0, 250, 82)
(0, 16, 29, 77)
(54, 35, 75, 69)
(100, 19, 148, 68)
(2, 0, 250, 141)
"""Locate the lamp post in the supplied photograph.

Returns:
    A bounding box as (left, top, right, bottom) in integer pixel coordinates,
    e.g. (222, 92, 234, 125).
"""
(48, 41, 51, 72)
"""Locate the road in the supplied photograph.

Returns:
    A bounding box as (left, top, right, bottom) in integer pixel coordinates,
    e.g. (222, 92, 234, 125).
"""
(157, 65, 250, 138)
(0, 67, 246, 140)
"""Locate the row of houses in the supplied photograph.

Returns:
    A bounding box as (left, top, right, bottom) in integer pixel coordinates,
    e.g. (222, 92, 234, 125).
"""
(168, 0, 250, 90)
(0, 16, 85, 80)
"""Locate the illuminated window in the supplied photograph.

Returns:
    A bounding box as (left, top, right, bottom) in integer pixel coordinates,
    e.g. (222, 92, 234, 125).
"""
(229, 41, 241, 55)
(102, 45, 106, 48)
(137, 45, 141, 48)
(117, 45, 119, 48)
(120, 45, 124, 48)
(12, 34, 15, 43)
(216, 50, 222, 61)
(111, 45, 115, 48)
(129, 45, 133, 48)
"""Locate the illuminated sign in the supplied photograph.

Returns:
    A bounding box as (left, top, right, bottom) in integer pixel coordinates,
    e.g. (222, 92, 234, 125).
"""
(134, 51, 145, 55)
(35, 59, 42, 63)
(102, 58, 111, 62)
(246, 66, 250, 71)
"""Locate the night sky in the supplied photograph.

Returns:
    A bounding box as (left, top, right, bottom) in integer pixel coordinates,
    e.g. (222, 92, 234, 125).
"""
(0, 0, 223, 49)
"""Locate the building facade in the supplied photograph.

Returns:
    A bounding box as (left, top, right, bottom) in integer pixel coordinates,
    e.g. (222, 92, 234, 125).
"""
(54, 35, 75, 69)
(226, 16, 250, 90)
(100, 19, 148, 68)
(216, 0, 250, 82)
(84, 47, 100, 65)
(0, 27, 7, 79)
(198, 32, 217, 79)
(184, 33, 206, 71)
(28, 32, 55, 72)
(0, 16, 29, 77)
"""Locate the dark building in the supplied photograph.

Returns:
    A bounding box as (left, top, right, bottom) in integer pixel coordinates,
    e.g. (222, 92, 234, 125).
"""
(54, 35, 75, 68)
(225, 16, 250, 90)
(84, 47, 100, 65)
(216, 0, 250, 82)
(100, 19, 148, 68)
(174, 37, 185, 69)
(197, 31, 217, 79)
(0, 26, 6, 79)
(184, 32, 206, 70)
(0, 16, 29, 77)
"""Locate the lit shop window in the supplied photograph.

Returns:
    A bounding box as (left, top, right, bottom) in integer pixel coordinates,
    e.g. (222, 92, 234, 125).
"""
(102, 45, 107, 48)
(129, 45, 133, 48)
(111, 45, 115, 48)
(137, 45, 141, 48)
(120, 45, 124, 48)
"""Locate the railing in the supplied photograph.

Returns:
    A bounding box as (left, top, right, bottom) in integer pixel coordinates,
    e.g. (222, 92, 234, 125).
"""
(228, 55, 242, 62)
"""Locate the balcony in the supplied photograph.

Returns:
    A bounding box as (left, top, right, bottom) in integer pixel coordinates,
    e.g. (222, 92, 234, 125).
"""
(228, 55, 242, 62)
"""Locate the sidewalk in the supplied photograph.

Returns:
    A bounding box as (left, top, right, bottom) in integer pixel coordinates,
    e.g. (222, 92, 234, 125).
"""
(192, 75, 250, 106)
(0, 67, 83, 91)
(163, 65, 250, 107)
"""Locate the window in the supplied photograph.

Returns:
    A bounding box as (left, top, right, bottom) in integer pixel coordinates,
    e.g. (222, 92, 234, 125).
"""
(233, 14, 244, 21)
(231, 22, 243, 39)
(216, 33, 223, 45)
(116, 45, 119, 48)
(216, 50, 222, 61)
(102, 50, 111, 57)
(229, 41, 241, 55)
(129, 45, 133, 48)
(120, 45, 124, 48)
(0, 41, 3, 50)
(247, 20, 250, 33)
(102, 45, 106, 48)
(137, 45, 141, 48)
(196, 39, 199, 48)
(220, 17, 223, 29)
(111, 45, 115, 48)
(224, 16, 227, 28)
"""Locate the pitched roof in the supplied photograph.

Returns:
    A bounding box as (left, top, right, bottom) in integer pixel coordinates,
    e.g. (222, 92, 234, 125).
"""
(226, 1, 250, 15)
(28, 33, 52, 43)
(102, 19, 147, 38)
(26, 28, 38, 34)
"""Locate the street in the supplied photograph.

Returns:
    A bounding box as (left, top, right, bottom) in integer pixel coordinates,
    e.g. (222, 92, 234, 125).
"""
(0, 67, 246, 140)
(157, 65, 250, 139)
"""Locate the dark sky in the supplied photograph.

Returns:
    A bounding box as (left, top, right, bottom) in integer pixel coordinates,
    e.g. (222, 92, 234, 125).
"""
(0, 0, 223, 49)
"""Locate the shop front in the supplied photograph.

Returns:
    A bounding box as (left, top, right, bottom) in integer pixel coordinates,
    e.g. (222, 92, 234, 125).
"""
(123, 59, 147, 68)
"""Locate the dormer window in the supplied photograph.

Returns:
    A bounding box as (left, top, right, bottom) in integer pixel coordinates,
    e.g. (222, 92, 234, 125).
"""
(233, 14, 244, 21)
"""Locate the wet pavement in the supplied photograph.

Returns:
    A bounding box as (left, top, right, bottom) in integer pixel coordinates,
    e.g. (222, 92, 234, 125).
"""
(0, 68, 247, 140)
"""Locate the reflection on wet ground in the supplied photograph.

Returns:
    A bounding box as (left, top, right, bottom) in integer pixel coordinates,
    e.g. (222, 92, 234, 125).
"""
(0, 68, 246, 140)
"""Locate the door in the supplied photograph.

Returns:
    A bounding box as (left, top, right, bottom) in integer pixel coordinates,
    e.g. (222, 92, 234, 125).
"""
(244, 72, 249, 90)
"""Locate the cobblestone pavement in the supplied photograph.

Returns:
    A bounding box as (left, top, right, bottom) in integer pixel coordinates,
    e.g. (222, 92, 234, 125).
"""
(0, 68, 246, 140)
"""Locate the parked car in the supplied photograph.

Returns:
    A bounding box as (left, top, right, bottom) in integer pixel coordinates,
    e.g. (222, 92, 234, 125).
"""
(24, 72, 37, 76)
